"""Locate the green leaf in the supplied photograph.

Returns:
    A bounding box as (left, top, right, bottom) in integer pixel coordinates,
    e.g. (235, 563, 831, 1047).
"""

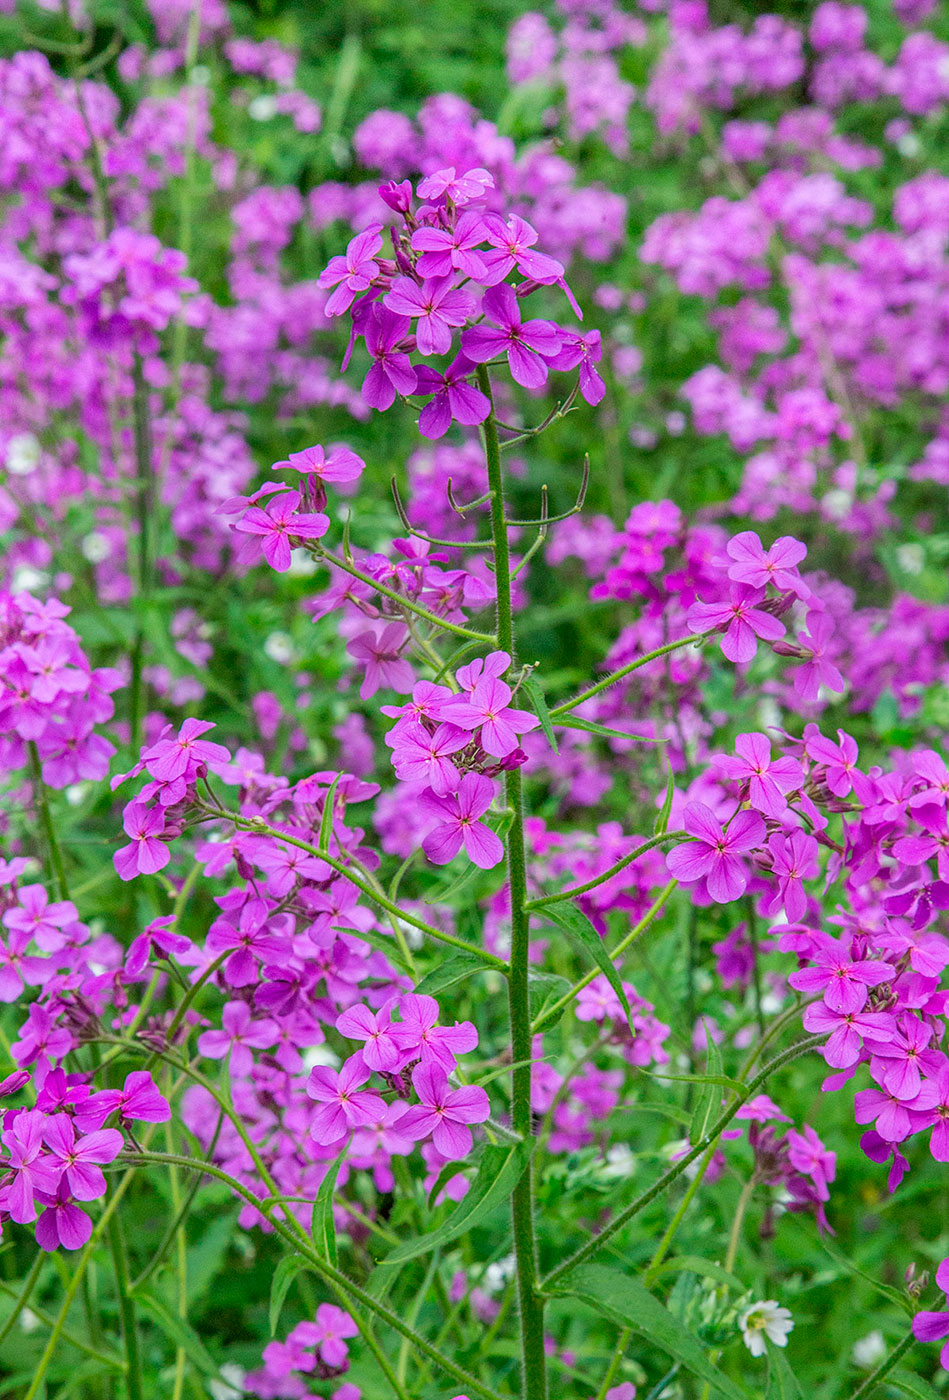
(765, 1346, 804, 1400)
(646, 1068, 745, 1094)
(528, 971, 572, 1031)
(555, 716, 654, 743)
(815, 1238, 913, 1316)
(689, 1026, 723, 1146)
(381, 1139, 535, 1268)
(650, 1256, 743, 1291)
(427, 1158, 471, 1211)
(311, 1154, 343, 1269)
(553, 1265, 749, 1400)
(655, 760, 675, 836)
(522, 674, 558, 754)
(543, 902, 631, 1024)
(268, 1255, 313, 1336)
(138, 1288, 220, 1375)
(318, 774, 341, 854)
(333, 923, 412, 975)
(413, 951, 485, 997)
(889, 1370, 943, 1400)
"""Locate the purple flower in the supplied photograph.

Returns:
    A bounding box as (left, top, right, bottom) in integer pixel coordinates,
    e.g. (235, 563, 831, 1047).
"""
(789, 939, 893, 1014)
(420, 773, 504, 869)
(665, 803, 766, 903)
(0, 1109, 62, 1222)
(717, 732, 803, 817)
(393, 993, 478, 1072)
(307, 1057, 386, 1145)
(412, 212, 490, 281)
(142, 718, 230, 783)
(447, 677, 539, 758)
(786, 1123, 836, 1200)
(801, 1003, 895, 1069)
(792, 611, 845, 702)
(479, 213, 565, 285)
(234, 490, 329, 572)
(362, 306, 418, 411)
(415, 355, 491, 439)
(687, 585, 785, 664)
(400, 1063, 490, 1160)
(335, 998, 403, 1073)
(461, 283, 562, 388)
(725, 530, 809, 594)
(868, 1013, 946, 1101)
(35, 1181, 93, 1252)
(74, 1071, 170, 1133)
(383, 276, 475, 356)
(43, 1117, 124, 1201)
(416, 167, 494, 204)
(348, 623, 415, 700)
(319, 226, 384, 316)
(114, 801, 170, 881)
(206, 900, 291, 985)
(893, 807, 949, 881)
(385, 720, 471, 794)
(274, 443, 365, 484)
(767, 829, 819, 923)
(197, 1001, 278, 1077)
(912, 1258, 949, 1368)
(546, 329, 605, 405)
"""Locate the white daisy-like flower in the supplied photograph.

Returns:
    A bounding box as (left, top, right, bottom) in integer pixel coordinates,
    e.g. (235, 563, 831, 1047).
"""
(852, 1331, 886, 1368)
(738, 1300, 794, 1357)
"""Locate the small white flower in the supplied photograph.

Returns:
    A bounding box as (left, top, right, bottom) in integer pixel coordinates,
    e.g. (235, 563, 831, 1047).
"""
(263, 631, 295, 664)
(600, 1144, 636, 1179)
(482, 1255, 516, 1295)
(81, 531, 111, 563)
(738, 1300, 794, 1357)
(209, 1363, 246, 1399)
(65, 784, 88, 807)
(11, 566, 49, 593)
(6, 432, 41, 476)
(895, 542, 925, 576)
(248, 94, 278, 121)
(302, 1044, 340, 1071)
(897, 132, 921, 159)
(852, 1331, 886, 1369)
(20, 1307, 40, 1333)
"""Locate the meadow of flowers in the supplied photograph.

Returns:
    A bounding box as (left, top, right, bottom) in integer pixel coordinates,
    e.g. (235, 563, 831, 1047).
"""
(2, 0, 949, 1396)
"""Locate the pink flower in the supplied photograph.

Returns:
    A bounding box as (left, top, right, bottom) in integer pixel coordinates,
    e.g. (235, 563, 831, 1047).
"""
(717, 732, 803, 817)
(415, 355, 491, 439)
(913, 1258, 949, 1368)
(785, 1124, 836, 1200)
(142, 718, 230, 783)
(197, 1002, 278, 1077)
(421, 773, 504, 869)
(362, 306, 418, 410)
(412, 211, 490, 281)
(74, 1071, 170, 1133)
(687, 585, 785, 664)
(868, 1014, 945, 1101)
(206, 899, 290, 985)
(35, 1181, 93, 1252)
(307, 1057, 386, 1145)
(789, 939, 893, 1014)
(383, 276, 475, 356)
(461, 283, 562, 389)
(767, 829, 820, 922)
(725, 530, 809, 594)
(400, 1063, 490, 1160)
(319, 225, 384, 315)
(802, 1003, 895, 1069)
(803, 726, 865, 799)
(448, 677, 539, 758)
(114, 801, 170, 881)
(793, 611, 844, 702)
(307, 1303, 359, 1369)
(386, 720, 471, 794)
(416, 167, 494, 204)
(479, 213, 565, 285)
(393, 993, 478, 1072)
(43, 1117, 124, 1201)
(234, 489, 329, 572)
(348, 623, 415, 700)
(665, 803, 766, 903)
(0, 1109, 61, 1223)
(274, 443, 365, 484)
(335, 998, 403, 1073)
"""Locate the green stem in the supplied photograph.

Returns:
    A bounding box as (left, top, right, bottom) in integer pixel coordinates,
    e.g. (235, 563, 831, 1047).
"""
(549, 634, 711, 717)
(527, 840, 685, 909)
(724, 1177, 756, 1273)
(107, 1214, 144, 1400)
(478, 363, 547, 1400)
(121, 1149, 505, 1400)
(209, 808, 507, 971)
(129, 356, 156, 754)
(314, 544, 495, 643)
(28, 742, 68, 898)
(643, 1137, 723, 1286)
(541, 1036, 822, 1292)
(846, 1330, 916, 1399)
(0, 1252, 44, 1348)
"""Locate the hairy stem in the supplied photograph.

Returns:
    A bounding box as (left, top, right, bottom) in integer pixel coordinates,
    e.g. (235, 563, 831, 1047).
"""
(478, 363, 548, 1400)
(846, 1330, 916, 1399)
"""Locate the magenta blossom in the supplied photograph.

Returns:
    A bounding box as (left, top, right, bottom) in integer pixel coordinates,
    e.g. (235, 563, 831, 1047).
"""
(717, 732, 803, 817)
(725, 530, 809, 595)
(274, 443, 365, 484)
(142, 718, 230, 783)
(348, 623, 415, 700)
(665, 803, 766, 903)
(416, 166, 494, 204)
(789, 939, 893, 1013)
(462, 283, 562, 389)
(687, 585, 785, 664)
(74, 1071, 170, 1134)
(767, 829, 820, 923)
(114, 801, 170, 881)
(547, 329, 606, 405)
(307, 1057, 386, 1146)
(412, 211, 490, 281)
(448, 677, 539, 758)
(400, 1063, 490, 1161)
(415, 355, 491, 439)
(393, 993, 478, 1072)
(385, 720, 471, 794)
(197, 1001, 278, 1077)
(383, 276, 475, 356)
(43, 1117, 123, 1201)
(335, 998, 403, 1073)
(35, 1181, 93, 1252)
(0, 1109, 61, 1222)
(319, 225, 384, 316)
(913, 1259, 949, 1368)
(792, 611, 845, 702)
(802, 1003, 895, 1069)
(479, 213, 565, 285)
(420, 773, 504, 869)
(362, 306, 418, 411)
(234, 490, 329, 573)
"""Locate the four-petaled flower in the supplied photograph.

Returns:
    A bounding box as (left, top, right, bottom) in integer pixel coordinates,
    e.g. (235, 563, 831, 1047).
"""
(234, 490, 329, 573)
(400, 1063, 490, 1160)
(666, 803, 766, 903)
(462, 283, 562, 388)
(420, 773, 504, 869)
